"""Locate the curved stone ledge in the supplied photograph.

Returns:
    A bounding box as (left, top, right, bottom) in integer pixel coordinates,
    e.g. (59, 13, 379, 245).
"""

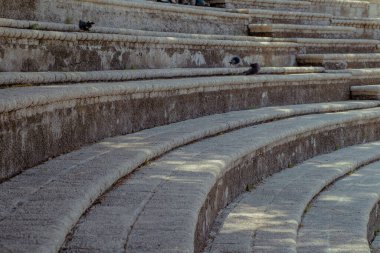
(61, 108, 380, 253)
(0, 73, 352, 180)
(0, 0, 250, 35)
(0, 67, 326, 87)
(0, 102, 376, 253)
(0, 27, 298, 71)
(205, 142, 380, 253)
(298, 160, 380, 253)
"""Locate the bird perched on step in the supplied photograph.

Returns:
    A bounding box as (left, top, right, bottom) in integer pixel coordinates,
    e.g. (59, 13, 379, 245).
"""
(79, 20, 95, 31)
(229, 56, 241, 66)
(244, 63, 261, 75)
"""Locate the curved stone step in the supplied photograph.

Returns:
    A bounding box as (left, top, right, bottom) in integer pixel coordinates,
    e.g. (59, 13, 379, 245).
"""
(249, 23, 357, 39)
(0, 67, 326, 87)
(0, 0, 251, 35)
(0, 26, 298, 72)
(0, 101, 376, 253)
(297, 160, 380, 253)
(57, 107, 380, 253)
(204, 141, 380, 253)
(297, 54, 380, 69)
(0, 73, 353, 180)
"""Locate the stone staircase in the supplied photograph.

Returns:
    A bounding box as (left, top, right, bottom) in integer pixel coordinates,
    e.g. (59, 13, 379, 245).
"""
(1, 0, 380, 252)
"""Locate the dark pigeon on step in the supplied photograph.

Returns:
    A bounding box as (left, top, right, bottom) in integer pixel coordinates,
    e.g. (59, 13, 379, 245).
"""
(244, 63, 260, 75)
(79, 20, 95, 31)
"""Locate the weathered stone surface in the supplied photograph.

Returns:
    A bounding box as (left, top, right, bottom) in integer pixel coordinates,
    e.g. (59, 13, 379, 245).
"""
(0, 27, 298, 72)
(58, 107, 380, 253)
(0, 73, 353, 181)
(205, 142, 380, 253)
(298, 160, 380, 253)
(0, 102, 376, 253)
(0, 0, 250, 35)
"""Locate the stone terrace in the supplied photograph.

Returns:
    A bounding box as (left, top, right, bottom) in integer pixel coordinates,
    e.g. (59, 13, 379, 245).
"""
(1, 0, 380, 253)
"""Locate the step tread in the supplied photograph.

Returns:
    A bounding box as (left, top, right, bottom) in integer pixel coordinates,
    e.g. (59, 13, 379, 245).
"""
(0, 73, 352, 113)
(297, 160, 380, 253)
(1, 102, 380, 252)
(205, 141, 380, 252)
(64, 107, 380, 253)
(0, 67, 326, 87)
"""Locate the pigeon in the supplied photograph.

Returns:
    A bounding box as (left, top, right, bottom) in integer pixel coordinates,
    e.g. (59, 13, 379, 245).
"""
(79, 20, 95, 31)
(244, 63, 260, 75)
(229, 56, 241, 65)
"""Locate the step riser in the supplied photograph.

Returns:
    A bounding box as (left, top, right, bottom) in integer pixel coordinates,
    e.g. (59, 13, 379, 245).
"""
(0, 76, 351, 181)
(194, 119, 380, 252)
(0, 0, 250, 35)
(0, 34, 297, 72)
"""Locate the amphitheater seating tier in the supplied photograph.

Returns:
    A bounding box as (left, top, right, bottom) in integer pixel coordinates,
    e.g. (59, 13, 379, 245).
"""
(1, 0, 380, 252)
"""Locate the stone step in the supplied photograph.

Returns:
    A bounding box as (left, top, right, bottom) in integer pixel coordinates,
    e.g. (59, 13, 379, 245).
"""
(227, 8, 332, 25)
(0, 73, 353, 181)
(1, 18, 376, 57)
(249, 23, 357, 39)
(297, 160, 380, 253)
(0, 26, 299, 72)
(0, 67, 326, 87)
(63, 107, 380, 253)
(204, 141, 380, 253)
(297, 54, 380, 69)
(1, 102, 380, 252)
(4, 17, 379, 51)
(351, 85, 380, 100)
(0, 0, 251, 35)
(209, 0, 311, 12)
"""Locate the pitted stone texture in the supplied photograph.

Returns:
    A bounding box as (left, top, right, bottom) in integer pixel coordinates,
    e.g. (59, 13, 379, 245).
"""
(1, 102, 376, 253)
(0, 73, 353, 180)
(204, 142, 380, 253)
(297, 160, 380, 253)
(0, 26, 298, 72)
(0, 67, 326, 87)
(61, 107, 380, 253)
